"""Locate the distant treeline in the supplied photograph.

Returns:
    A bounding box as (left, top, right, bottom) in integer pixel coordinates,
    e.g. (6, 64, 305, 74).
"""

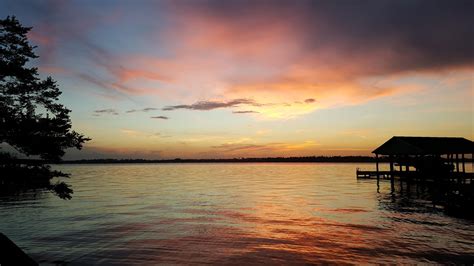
(59, 156, 389, 164)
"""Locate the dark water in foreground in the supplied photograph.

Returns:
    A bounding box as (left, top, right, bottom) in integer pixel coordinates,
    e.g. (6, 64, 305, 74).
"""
(0, 163, 473, 264)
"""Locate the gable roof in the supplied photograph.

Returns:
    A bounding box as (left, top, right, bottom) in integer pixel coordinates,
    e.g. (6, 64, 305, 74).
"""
(372, 136, 474, 155)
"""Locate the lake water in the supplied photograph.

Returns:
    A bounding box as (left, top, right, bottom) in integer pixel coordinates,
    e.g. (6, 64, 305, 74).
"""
(1, 163, 473, 264)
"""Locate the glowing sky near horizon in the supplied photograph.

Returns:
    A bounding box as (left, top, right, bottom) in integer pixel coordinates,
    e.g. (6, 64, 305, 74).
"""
(1, 0, 473, 159)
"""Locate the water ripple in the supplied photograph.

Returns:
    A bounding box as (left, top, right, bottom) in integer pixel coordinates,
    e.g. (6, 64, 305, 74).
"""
(0, 163, 472, 264)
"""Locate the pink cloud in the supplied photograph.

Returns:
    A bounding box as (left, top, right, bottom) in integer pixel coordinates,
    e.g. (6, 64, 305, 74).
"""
(27, 31, 52, 46)
(26, 1, 472, 118)
(99, 5, 432, 115)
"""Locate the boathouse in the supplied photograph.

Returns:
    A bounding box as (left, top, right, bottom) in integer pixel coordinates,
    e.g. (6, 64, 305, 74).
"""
(356, 136, 474, 217)
(358, 136, 474, 181)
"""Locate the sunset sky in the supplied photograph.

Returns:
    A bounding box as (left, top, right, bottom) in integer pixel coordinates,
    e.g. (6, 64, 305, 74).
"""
(1, 0, 473, 159)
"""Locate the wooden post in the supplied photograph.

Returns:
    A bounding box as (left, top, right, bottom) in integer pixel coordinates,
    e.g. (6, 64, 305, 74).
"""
(376, 154, 380, 181)
(449, 154, 454, 172)
(456, 154, 459, 173)
(416, 155, 420, 172)
(462, 153, 465, 173)
(390, 156, 394, 174)
(390, 155, 395, 191)
(399, 155, 402, 172)
(448, 154, 451, 170)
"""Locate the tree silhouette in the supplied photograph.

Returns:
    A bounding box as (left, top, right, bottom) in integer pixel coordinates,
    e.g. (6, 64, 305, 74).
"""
(0, 16, 90, 199)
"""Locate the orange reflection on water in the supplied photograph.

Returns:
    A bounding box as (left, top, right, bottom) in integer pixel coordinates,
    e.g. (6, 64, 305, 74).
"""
(1, 163, 473, 264)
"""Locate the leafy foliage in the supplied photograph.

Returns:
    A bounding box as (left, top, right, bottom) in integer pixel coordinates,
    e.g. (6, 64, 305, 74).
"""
(0, 16, 90, 199)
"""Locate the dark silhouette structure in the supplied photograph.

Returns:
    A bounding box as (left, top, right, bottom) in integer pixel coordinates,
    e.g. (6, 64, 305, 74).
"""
(357, 136, 474, 180)
(0, 16, 89, 199)
(0, 233, 38, 265)
(357, 136, 474, 217)
(374, 136, 474, 175)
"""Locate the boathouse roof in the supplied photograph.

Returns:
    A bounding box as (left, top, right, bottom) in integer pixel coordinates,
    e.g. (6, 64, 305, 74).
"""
(372, 136, 474, 155)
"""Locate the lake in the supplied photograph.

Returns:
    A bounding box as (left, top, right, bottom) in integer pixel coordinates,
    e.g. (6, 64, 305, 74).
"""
(1, 163, 473, 264)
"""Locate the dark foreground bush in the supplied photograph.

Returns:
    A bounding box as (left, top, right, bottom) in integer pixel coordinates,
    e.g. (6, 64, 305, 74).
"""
(0, 153, 73, 199)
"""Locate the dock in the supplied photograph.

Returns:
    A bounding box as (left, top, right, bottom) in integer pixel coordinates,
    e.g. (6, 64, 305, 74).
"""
(356, 169, 391, 179)
(356, 168, 474, 183)
(357, 136, 474, 217)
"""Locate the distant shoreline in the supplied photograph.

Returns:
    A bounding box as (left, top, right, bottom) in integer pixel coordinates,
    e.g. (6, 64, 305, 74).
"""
(7, 156, 472, 165)
(58, 156, 385, 164)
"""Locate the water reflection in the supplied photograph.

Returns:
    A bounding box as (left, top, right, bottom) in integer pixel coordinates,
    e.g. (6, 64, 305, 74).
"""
(377, 177, 473, 219)
(0, 163, 473, 264)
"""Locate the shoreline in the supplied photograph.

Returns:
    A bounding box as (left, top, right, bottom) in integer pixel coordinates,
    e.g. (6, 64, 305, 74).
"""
(58, 156, 383, 164)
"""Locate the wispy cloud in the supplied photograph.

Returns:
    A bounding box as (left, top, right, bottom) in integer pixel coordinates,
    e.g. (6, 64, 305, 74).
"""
(150, 116, 169, 120)
(7, 0, 472, 124)
(233, 110, 259, 114)
(210, 140, 319, 154)
(120, 129, 165, 138)
(120, 129, 142, 136)
(162, 97, 319, 119)
(211, 143, 278, 153)
(126, 107, 159, 113)
(163, 98, 261, 111)
(93, 109, 119, 116)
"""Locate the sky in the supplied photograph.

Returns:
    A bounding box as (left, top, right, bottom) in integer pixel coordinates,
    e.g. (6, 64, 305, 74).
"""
(1, 0, 473, 159)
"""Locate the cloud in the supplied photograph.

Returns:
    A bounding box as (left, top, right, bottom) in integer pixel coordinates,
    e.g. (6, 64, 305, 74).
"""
(27, 30, 52, 46)
(163, 98, 260, 111)
(150, 116, 169, 120)
(120, 129, 142, 136)
(8, 3, 165, 97)
(170, 0, 473, 74)
(126, 107, 159, 113)
(142, 107, 159, 112)
(210, 140, 320, 154)
(6, 0, 472, 119)
(120, 129, 165, 138)
(233, 110, 259, 114)
(211, 143, 278, 153)
(78, 73, 134, 99)
(114, 68, 172, 83)
(160, 0, 473, 117)
(93, 109, 119, 116)
(161, 97, 322, 118)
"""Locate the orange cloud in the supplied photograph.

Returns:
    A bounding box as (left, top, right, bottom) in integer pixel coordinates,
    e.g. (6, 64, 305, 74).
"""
(27, 31, 53, 46)
(114, 69, 171, 83)
(97, 7, 423, 118)
(66, 1, 473, 119)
